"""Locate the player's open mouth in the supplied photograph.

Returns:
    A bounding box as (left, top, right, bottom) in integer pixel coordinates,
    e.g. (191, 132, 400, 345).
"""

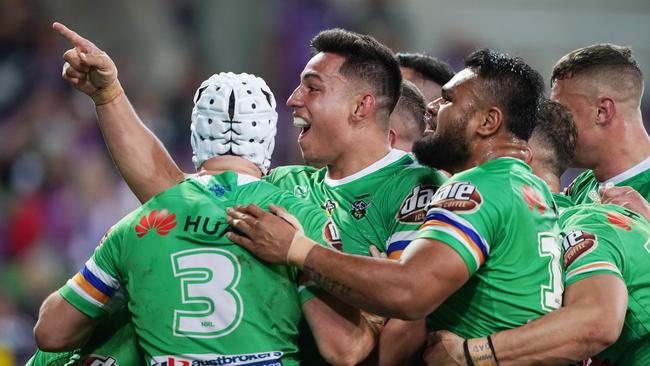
(294, 116, 311, 138)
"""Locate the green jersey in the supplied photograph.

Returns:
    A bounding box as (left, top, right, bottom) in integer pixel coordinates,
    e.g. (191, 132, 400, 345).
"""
(26, 310, 141, 366)
(418, 158, 563, 338)
(561, 204, 650, 365)
(565, 157, 650, 204)
(553, 193, 575, 213)
(58, 172, 330, 366)
(267, 150, 447, 259)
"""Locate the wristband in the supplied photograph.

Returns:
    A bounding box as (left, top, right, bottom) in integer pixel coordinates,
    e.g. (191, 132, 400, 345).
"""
(487, 335, 499, 365)
(91, 81, 124, 105)
(463, 340, 475, 366)
(467, 336, 499, 366)
(286, 233, 315, 268)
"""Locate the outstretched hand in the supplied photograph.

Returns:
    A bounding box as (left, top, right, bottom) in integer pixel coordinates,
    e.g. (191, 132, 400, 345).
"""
(52, 22, 118, 96)
(226, 204, 300, 265)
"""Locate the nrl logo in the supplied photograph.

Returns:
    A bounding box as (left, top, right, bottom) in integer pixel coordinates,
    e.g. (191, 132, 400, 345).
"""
(294, 185, 310, 199)
(429, 182, 482, 213)
(321, 199, 337, 216)
(350, 200, 370, 220)
(562, 230, 598, 268)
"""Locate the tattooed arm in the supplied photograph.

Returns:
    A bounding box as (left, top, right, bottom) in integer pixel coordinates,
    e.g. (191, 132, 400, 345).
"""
(226, 204, 469, 319)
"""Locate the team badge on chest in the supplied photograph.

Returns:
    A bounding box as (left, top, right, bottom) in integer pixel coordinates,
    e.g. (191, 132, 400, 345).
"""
(321, 199, 337, 216)
(350, 200, 370, 220)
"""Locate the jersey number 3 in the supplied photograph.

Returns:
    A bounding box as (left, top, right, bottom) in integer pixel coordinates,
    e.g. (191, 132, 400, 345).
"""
(171, 248, 243, 338)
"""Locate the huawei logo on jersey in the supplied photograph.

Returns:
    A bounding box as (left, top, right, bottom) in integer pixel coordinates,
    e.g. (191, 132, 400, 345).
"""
(428, 182, 482, 213)
(562, 230, 597, 268)
(82, 355, 117, 366)
(607, 212, 633, 231)
(135, 209, 177, 238)
(522, 185, 546, 214)
(397, 184, 437, 223)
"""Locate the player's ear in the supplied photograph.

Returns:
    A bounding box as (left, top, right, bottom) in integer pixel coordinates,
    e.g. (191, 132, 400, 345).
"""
(388, 128, 397, 148)
(351, 92, 375, 122)
(476, 106, 503, 137)
(524, 145, 533, 165)
(596, 97, 616, 126)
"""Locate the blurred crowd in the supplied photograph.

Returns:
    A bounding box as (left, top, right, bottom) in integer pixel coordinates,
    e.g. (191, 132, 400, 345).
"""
(1, 0, 649, 364)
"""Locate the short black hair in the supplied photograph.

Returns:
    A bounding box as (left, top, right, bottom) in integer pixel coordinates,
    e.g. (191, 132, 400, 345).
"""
(531, 99, 577, 177)
(393, 80, 427, 140)
(397, 53, 455, 86)
(465, 49, 544, 141)
(311, 29, 402, 115)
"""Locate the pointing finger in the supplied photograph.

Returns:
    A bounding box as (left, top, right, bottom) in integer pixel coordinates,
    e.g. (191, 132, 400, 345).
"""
(52, 22, 96, 53)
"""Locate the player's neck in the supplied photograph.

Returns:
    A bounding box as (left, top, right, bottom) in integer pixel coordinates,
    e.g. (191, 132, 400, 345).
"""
(198, 156, 263, 179)
(591, 119, 650, 181)
(452, 135, 528, 174)
(326, 138, 391, 180)
(537, 171, 561, 193)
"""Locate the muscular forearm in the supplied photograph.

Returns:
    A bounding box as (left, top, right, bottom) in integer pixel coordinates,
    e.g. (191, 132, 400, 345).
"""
(95, 92, 184, 203)
(492, 306, 607, 365)
(492, 275, 626, 365)
(362, 318, 427, 366)
(303, 292, 377, 365)
(302, 240, 466, 319)
(34, 292, 97, 352)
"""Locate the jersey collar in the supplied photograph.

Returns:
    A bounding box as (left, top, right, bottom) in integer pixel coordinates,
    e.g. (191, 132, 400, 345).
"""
(324, 149, 408, 187)
(600, 154, 650, 186)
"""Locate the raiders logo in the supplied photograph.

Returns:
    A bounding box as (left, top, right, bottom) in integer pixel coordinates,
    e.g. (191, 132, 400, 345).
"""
(397, 185, 437, 223)
(350, 200, 370, 220)
(562, 230, 598, 268)
(323, 219, 342, 251)
(428, 182, 482, 213)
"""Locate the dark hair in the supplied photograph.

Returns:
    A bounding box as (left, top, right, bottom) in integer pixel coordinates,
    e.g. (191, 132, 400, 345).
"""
(397, 52, 455, 86)
(393, 80, 427, 139)
(531, 99, 577, 177)
(551, 44, 643, 87)
(311, 29, 402, 115)
(465, 49, 544, 141)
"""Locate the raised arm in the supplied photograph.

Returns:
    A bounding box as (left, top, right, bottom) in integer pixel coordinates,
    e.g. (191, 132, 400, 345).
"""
(52, 22, 185, 203)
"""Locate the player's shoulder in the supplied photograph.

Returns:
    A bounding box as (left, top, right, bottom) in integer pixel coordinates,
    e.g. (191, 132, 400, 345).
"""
(562, 203, 647, 235)
(564, 169, 595, 197)
(266, 165, 320, 182)
(378, 153, 447, 187)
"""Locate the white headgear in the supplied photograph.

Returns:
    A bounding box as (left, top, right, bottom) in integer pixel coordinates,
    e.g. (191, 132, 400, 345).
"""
(191, 72, 278, 174)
